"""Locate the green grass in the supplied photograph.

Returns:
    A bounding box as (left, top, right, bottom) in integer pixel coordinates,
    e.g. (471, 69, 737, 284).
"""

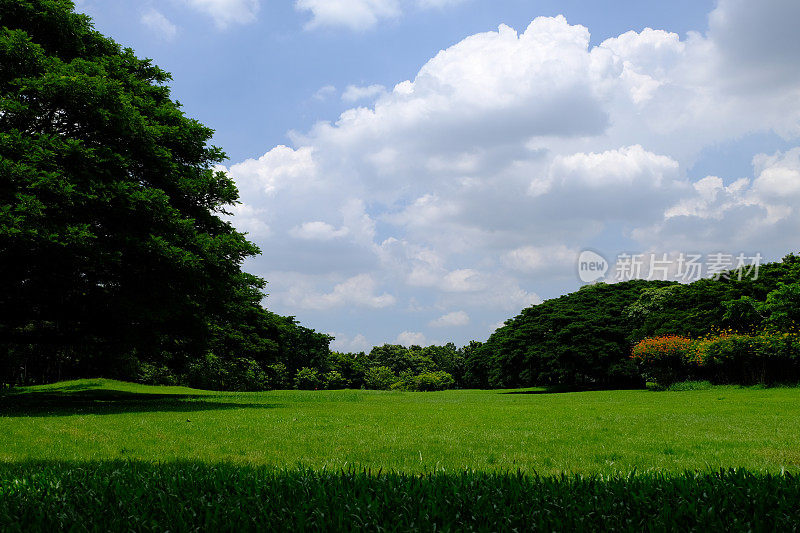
(2, 378, 800, 474)
(1, 462, 798, 531)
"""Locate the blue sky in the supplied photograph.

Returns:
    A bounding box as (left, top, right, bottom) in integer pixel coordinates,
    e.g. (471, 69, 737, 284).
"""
(75, 0, 800, 351)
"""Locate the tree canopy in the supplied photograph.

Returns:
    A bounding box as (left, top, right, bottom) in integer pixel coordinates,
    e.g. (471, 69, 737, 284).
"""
(0, 0, 330, 388)
(467, 254, 800, 389)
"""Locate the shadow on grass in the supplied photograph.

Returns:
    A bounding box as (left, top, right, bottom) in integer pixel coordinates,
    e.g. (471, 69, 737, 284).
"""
(0, 389, 276, 417)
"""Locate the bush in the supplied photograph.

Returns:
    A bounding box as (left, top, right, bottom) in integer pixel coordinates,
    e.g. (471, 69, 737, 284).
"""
(323, 370, 347, 390)
(136, 362, 177, 386)
(363, 366, 397, 390)
(386, 370, 456, 391)
(634, 332, 800, 387)
(666, 380, 713, 391)
(631, 336, 697, 386)
(266, 362, 290, 390)
(699, 332, 800, 385)
(294, 367, 322, 390)
(412, 371, 456, 391)
(185, 353, 228, 390)
(226, 358, 269, 391)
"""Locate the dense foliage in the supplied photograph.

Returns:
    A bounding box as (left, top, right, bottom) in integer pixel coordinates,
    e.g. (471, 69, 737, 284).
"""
(469, 254, 800, 389)
(468, 279, 665, 389)
(634, 332, 800, 387)
(0, 0, 330, 389)
(322, 344, 463, 391)
(1, 462, 799, 532)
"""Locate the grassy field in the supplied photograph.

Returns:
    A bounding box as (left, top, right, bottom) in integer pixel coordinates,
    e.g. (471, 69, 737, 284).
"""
(2, 379, 799, 474)
(2, 462, 798, 531)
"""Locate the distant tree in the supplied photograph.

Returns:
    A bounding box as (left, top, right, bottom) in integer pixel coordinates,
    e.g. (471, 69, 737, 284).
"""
(421, 343, 464, 385)
(461, 340, 489, 388)
(762, 282, 800, 331)
(328, 351, 367, 388)
(475, 254, 800, 390)
(479, 280, 661, 388)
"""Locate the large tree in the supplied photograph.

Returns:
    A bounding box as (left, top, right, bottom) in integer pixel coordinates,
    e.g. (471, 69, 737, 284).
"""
(0, 0, 317, 385)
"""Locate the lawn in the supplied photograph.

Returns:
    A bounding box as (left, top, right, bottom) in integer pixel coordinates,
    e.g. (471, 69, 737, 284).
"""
(1, 379, 799, 474)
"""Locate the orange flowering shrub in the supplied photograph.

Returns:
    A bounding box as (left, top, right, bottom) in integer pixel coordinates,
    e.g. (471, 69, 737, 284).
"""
(631, 336, 698, 386)
(633, 331, 800, 386)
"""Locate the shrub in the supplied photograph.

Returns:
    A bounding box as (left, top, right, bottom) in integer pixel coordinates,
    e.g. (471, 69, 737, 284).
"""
(323, 370, 347, 390)
(666, 380, 713, 392)
(412, 371, 456, 391)
(631, 336, 697, 386)
(294, 367, 322, 390)
(136, 362, 177, 386)
(363, 366, 397, 390)
(634, 332, 800, 387)
(226, 358, 269, 391)
(266, 362, 291, 390)
(699, 332, 800, 385)
(185, 353, 228, 390)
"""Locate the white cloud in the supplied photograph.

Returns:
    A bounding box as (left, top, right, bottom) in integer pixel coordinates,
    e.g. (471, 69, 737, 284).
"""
(395, 331, 427, 346)
(502, 245, 577, 273)
(633, 146, 800, 252)
(290, 221, 349, 240)
(707, 0, 800, 88)
(141, 9, 177, 40)
(488, 320, 507, 333)
(286, 274, 396, 310)
(429, 311, 470, 327)
(295, 0, 465, 30)
(229, 1, 800, 347)
(223, 202, 270, 237)
(313, 85, 337, 101)
(342, 84, 386, 102)
(295, 0, 400, 31)
(185, 0, 259, 28)
(227, 146, 317, 196)
(417, 0, 466, 7)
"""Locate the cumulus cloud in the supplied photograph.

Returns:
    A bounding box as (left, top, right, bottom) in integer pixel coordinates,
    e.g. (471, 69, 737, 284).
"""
(502, 245, 578, 273)
(226, 0, 800, 348)
(395, 331, 427, 346)
(228, 146, 317, 196)
(290, 221, 349, 240)
(634, 147, 800, 253)
(141, 8, 177, 40)
(295, 0, 400, 31)
(283, 274, 396, 310)
(295, 0, 466, 30)
(313, 85, 337, 101)
(429, 311, 470, 327)
(342, 84, 386, 102)
(185, 0, 260, 28)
